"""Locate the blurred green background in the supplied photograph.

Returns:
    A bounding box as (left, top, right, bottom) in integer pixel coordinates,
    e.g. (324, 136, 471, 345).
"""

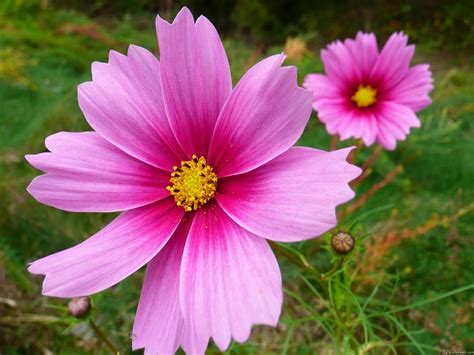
(1, 0, 473, 353)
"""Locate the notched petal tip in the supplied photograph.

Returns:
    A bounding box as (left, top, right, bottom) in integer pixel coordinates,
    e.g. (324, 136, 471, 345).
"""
(77, 81, 92, 97)
(156, 6, 194, 28)
(390, 31, 409, 45)
(298, 85, 313, 103)
(88, 49, 131, 81)
(302, 73, 315, 87)
(27, 259, 47, 277)
(126, 45, 159, 66)
(25, 175, 40, 197)
(329, 146, 363, 182)
(383, 143, 397, 151)
(89, 61, 108, 81)
(25, 175, 69, 212)
(194, 14, 221, 39)
(41, 280, 70, 298)
(24, 153, 50, 173)
(24, 154, 36, 166)
(332, 145, 356, 158)
(356, 30, 375, 38)
(131, 337, 148, 352)
(174, 6, 193, 23)
(195, 14, 212, 27)
(214, 335, 232, 353)
(43, 131, 71, 151)
(412, 116, 422, 128)
(127, 44, 142, 56)
(264, 52, 286, 68)
(27, 261, 38, 273)
(327, 39, 343, 50)
(280, 65, 301, 88)
(377, 136, 397, 151)
(108, 49, 127, 65)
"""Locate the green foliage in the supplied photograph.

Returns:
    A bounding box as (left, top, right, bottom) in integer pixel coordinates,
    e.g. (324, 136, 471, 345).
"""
(1, 3, 473, 354)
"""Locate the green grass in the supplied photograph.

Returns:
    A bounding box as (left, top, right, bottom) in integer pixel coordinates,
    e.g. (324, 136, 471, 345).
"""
(1, 4, 473, 354)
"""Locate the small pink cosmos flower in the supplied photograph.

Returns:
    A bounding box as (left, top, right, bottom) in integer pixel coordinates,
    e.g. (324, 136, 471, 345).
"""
(26, 7, 360, 354)
(304, 32, 433, 150)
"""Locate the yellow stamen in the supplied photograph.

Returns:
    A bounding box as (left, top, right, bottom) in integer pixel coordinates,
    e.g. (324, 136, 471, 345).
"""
(167, 155, 217, 212)
(351, 85, 377, 108)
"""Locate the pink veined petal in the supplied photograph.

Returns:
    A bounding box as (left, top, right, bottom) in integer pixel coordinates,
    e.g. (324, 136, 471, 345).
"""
(344, 32, 379, 82)
(208, 54, 312, 177)
(132, 215, 194, 355)
(156, 7, 232, 157)
(26, 132, 170, 213)
(370, 32, 415, 91)
(383, 64, 433, 112)
(335, 109, 361, 141)
(303, 73, 342, 100)
(312, 98, 353, 135)
(380, 118, 406, 140)
(28, 198, 184, 297)
(379, 101, 421, 131)
(375, 101, 421, 150)
(78, 45, 185, 171)
(216, 147, 361, 242)
(361, 113, 378, 146)
(340, 112, 364, 140)
(376, 121, 397, 150)
(180, 202, 282, 353)
(321, 40, 359, 89)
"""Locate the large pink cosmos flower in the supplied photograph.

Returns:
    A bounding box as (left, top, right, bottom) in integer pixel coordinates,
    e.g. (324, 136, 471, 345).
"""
(304, 32, 433, 150)
(26, 8, 360, 354)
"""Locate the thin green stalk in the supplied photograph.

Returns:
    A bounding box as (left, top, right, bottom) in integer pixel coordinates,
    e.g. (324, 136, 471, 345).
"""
(269, 241, 322, 279)
(368, 283, 474, 318)
(327, 279, 350, 349)
(321, 258, 345, 280)
(89, 319, 119, 354)
(386, 315, 425, 355)
(282, 323, 295, 355)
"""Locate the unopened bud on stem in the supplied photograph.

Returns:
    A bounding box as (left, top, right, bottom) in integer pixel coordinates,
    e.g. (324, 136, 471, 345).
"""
(331, 231, 355, 254)
(68, 296, 91, 318)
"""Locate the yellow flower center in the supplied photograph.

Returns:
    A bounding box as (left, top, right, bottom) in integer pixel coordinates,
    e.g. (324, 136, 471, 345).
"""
(167, 155, 218, 212)
(351, 85, 377, 108)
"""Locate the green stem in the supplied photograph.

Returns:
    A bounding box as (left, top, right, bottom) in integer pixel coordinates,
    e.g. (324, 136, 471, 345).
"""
(269, 241, 322, 279)
(89, 319, 119, 354)
(321, 258, 345, 280)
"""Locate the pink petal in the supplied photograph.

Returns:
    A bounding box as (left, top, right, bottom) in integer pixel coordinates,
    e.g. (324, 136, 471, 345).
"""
(334, 109, 364, 141)
(312, 98, 352, 134)
(344, 32, 379, 82)
(303, 73, 341, 100)
(383, 64, 433, 112)
(28, 198, 184, 298)
(156, 7, 232, 157)
(208, 54, 312, 177)
(180, 203, 282, 352)
(321, 40, 359, 88)
(217, 147, 361, 242)
(375, 101, 421, 150)
(361, 113, 378, 146)
(339, 111, 364, 140)
(132, 216, 194, 355)
(376, 123, 397, 150)
(370, 32, 415, 90)
(26, 132, 170, 213)
(78, 45, 185, 171)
